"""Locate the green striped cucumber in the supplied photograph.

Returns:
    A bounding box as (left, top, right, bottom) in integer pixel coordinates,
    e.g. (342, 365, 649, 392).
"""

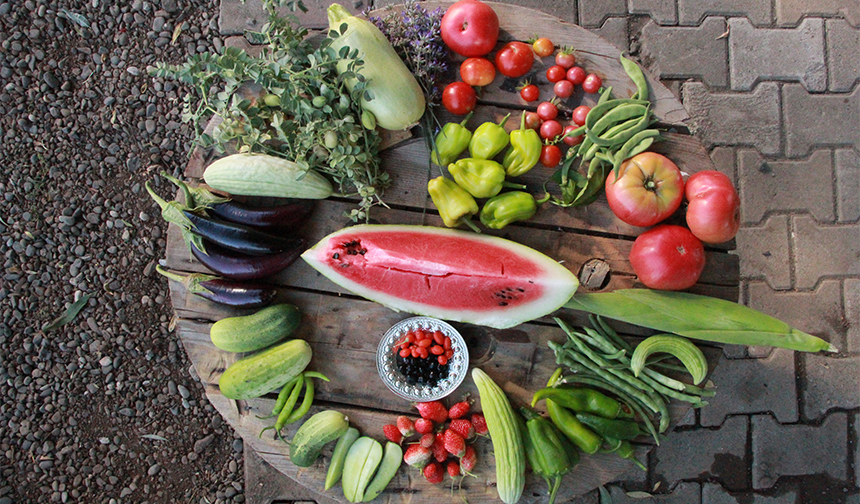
(203, 153, 333, 199)
(210, 304, 301, 353)
(290, 410, 350, 468)
(218, 339, 311, 400)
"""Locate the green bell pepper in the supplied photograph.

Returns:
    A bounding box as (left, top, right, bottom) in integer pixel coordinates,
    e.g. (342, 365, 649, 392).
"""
(449, 158, 520, 199)
(502, 112, 542, 177)
(427, 176, 480, 232)
(468, 113, 511, 160)
(431, 113, 473, 166)
(480, 191, 538, 230)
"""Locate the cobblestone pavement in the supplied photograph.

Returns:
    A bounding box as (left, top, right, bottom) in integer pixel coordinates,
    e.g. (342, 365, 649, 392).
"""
(221, 1, 858, 503)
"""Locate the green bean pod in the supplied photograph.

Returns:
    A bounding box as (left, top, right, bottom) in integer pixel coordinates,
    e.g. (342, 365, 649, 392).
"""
(590, 104, 648, 137)
(584, 98, 649, 131)
(620, 55, 649, 100)
(589, 108, 653, 147)
(611, 129, 662, 173)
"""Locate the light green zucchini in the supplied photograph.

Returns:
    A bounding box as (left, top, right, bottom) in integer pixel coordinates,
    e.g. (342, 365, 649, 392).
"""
(203, 153, 333, 199)
(210, 304, 301, 353)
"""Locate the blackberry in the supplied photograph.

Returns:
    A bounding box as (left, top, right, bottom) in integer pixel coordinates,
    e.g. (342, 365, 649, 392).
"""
(396, 354, 450, 387)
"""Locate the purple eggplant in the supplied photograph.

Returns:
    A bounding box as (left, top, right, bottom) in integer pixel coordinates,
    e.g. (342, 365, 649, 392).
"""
(183, 210, 297, 256)
(209, 199, 315, 232)
(191, 238, 306, 280)
(156, 265, 277, 308)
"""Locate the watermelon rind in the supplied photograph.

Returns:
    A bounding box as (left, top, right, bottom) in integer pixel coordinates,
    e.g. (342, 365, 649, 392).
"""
(300, 225, 579, 329)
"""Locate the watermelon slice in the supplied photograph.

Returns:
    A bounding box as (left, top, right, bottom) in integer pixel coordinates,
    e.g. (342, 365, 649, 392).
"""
(301, 225, 579, 329)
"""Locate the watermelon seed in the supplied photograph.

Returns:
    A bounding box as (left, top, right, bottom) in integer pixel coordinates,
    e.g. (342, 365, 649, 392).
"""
(333, 253, 339, 259)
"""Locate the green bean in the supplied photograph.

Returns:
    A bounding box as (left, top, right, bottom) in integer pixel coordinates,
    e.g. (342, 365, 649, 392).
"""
(620, 55, 649, 101)
(580, 326, 621, 354)
(592, 315, 633, 353)
(638, 371, 708, 407)
(582, 141, 600, 162)
(284, 374, 315, 424)
(591, 108, 653, 147)
(611, 129, 662, 174)
(597, 86, 613, 105)
(591, 104, 648, 137)
(584, 98, 650, 131)
(600, 116, 644, 140)
(623, 136, 657, 160)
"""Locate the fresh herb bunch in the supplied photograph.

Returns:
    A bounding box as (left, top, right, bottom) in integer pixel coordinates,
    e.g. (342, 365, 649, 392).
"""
(148, 9, 389, 222)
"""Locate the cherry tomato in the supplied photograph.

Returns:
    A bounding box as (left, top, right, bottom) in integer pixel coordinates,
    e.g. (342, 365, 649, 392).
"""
(460, 57, 496, 87)
(532, 37, 554, 58)
(555, 49, 576, 69)
(495, 41, 534, 78)
(582, 73, 602, 94)
(684, 170, 741, 244)
(540, 144, 562, 167)
(524, 111, 541, 130)
(604, 152, 685, 227)
(441, 82, 477, 115)
(519, 83, 539, 102)
(440, 0, 500, 57)
(546, 65, 566, 83)
(629, 224, 706, 291)
(562, 124, 583, 146)
(571, 105, 590, 126)
(566, 66, 586, 85)
(539, 119, 563, 140)
(536, 101, 558, 121)
(553, 80, 574, 98)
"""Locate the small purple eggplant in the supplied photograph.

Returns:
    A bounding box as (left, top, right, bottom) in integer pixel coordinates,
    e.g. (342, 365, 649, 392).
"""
(183, 211, 297, 256)
(156, 265, 278, 308)
(209, 199, 315, 232)
(191, 238, 305, 281)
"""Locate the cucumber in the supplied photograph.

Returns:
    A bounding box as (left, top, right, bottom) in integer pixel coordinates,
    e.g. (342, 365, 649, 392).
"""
(342, 437, 383, 503)
(325, 427, 360, 490)
(361, 441, 402, 502)
(218, 339, 312, 400)
(210, 304, 301, 353)
(203, 153, 333, 199)
(290, 410, 350, 467)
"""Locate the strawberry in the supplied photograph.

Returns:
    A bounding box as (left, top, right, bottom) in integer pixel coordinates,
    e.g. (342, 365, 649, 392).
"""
(448, 418, 475, 440)
(442, 428, 466, 458)
(403, 444, 432, 468)
(415, 401, 449, 423)
(383, 424, 403, 444)
(423, 461, 444, 484)
(459, 445, 477, 475)
(470, 412, 488, 436)
(414, 417, 435, 435)
(431, 432, 448, 463)
(419, 432, 436, 448)
(396, 415, 415, 437)
(448, 400, 471, 419)
(446, 459, 461, 477)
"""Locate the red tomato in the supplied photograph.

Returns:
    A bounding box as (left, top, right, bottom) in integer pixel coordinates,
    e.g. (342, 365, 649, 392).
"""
(685, 170, 741, 244)
(441, 82, 477, 115)
(566, 66, 586, 85)
(605, 152, 685, 227)
(571, 105, 590, 126)
(555, 49, 576, 69)
(546, 65, 566, 83)
(524, 111, 541, 130)
(553, 80, 574, 98)
(540, 144, 562, 167)
(539, 119, 562, 140)
(582, 73, 602, 93)
(440, 0, 500, 57)
(460, 57, 496, 86)
(629, 224, 706, 291)
(495, 41, 534, 78)
(562, 125, 584, 146)
(519, 83, 539, 102)
(532, 37, 554, 57)
(536, 101, 558, 121)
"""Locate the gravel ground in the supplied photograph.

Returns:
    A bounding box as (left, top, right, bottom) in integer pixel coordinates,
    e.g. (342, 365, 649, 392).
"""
(0, 1, 246, 503)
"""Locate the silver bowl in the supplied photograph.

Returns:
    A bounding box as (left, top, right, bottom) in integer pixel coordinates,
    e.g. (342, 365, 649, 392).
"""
(376, 317, 468, 401)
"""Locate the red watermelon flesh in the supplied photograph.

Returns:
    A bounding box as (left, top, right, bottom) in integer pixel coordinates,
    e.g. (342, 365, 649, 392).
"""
(301, 225, 579, 329)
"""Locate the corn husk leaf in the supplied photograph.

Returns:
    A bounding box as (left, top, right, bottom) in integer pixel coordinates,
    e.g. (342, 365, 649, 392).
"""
(564, 289, 836, 353)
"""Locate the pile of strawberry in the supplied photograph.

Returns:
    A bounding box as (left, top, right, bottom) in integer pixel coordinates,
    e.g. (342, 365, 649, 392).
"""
(382, 399, 488, 484)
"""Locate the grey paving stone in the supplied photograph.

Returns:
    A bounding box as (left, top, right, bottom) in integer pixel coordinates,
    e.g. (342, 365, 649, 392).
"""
(736, 149, 835, 224)
(682, 82, 781, 155)
(782, 83, 860, 157)
(751, 412, 849, 490)
(606, 482, 701, 503)
(855, 411, 860, 495)
(736, 215, 791, 290)
(677, 0, 770, 26)
(702, 481, 800, 504)
(835, 149, 860, 223)
(775, 0, 860, 27)
(220, 0, 348, 35)
(652, 415, 749, 491)
(700, 349, 798, 427)
(846, 279, 860, 354)
(728, 18, 826, 92)
(747, 280, 845, 352)
(578, 0, 627, 27)
(639, 17, 728, 88)
(825, 19, 860, 92)
(629, 0, 677, 25)
(586, 16, 629, 54)
(801, 353, 860, 420)
(709, 146, 737, 180)
(793, 216, 860, 290)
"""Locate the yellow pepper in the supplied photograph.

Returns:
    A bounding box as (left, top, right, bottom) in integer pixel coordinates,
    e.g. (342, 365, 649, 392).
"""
(428, 176, 480, 231)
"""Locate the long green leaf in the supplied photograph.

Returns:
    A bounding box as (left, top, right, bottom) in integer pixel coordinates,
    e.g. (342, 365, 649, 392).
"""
(43, 294, 91, 331)
(564, 289, 836, 353)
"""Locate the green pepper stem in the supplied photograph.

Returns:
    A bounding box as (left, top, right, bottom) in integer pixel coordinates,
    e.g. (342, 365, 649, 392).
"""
(501, 181, 527, 190)
(461, 218, 482, 233)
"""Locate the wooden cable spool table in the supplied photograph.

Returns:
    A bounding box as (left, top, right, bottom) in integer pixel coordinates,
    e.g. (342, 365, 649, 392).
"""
(163, 2, 739, 502)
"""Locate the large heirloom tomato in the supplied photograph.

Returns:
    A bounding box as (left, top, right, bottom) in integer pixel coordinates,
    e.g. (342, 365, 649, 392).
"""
(685, 170, 741, 244)
(494, 41, 534, 78)
(440, 0, 500, 57)
(629, 224, 706, 291)
(605, 152, 684, 227)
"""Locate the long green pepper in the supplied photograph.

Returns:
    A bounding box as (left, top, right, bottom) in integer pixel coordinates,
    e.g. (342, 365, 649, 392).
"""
(519, 407, 577, 504)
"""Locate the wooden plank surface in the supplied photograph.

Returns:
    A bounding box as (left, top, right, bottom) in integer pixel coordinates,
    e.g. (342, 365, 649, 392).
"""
(165, 3, 737, 502)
